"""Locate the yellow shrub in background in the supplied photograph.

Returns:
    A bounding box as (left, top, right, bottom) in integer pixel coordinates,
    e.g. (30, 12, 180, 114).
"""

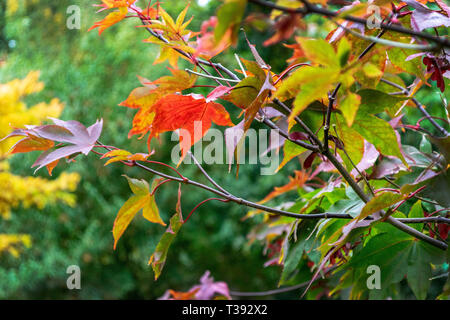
(0, 71, 80, 257)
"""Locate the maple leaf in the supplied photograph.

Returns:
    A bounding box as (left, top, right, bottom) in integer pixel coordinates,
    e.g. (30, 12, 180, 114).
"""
(99, 0, 136, 9)
(121, 69, 198, 139)
(1, 118, 103, 174)
(143, 4, 197, 67)
(146, 5, 193, 39)
(8, 134, 54, 155)
(423, 53, 450, 92)
(132, 93, 233, 162)
(149, 185, 183, 280)
(89, 6, 128, 35)
(119, 69, 197, 110)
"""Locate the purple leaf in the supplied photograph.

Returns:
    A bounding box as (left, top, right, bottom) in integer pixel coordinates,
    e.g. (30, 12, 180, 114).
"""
(5, 118, 104, 173)
(261, 107, 284, 119)
(351, 142, 380, 176)
(29, 125, 75, 144)
(86, 119, 104, 145)
(245, 37, 269, 69)
(48, 118, 91, 141)
(31, 145, 82, 173)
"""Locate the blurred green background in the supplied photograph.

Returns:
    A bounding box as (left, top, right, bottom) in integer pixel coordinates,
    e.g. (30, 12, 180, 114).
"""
(0, 0, 296, 299)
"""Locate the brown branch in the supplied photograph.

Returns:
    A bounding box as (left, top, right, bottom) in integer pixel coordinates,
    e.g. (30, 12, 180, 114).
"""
(248, 0, 450, 48)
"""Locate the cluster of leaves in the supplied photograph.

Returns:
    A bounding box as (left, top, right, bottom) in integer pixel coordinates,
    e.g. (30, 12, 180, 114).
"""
(3, 0, 450, 299)
(0, 71, 80, 256)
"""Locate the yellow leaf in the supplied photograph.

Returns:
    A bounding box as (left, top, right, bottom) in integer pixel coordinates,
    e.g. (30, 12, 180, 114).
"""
(113, 195, 150, 249)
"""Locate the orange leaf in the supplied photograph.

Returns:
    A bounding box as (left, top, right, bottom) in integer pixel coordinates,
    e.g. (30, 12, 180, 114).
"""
(9, 135, 54, 155)
(46, 160, 60, 176)
(119, 86, 160, 109)
(101, 0, 136, 8)
(168, 288, 199, 300)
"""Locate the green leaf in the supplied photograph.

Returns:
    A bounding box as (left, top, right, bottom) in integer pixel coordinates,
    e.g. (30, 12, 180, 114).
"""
(356, 89, 406, 116)
(358, 192, 405, 220)
(362, 62, 383, 78)
(241, 58, 266, 81)
(289, 78, 336, 127)
(352, 112, 406, 164)
(407, 242, 431, 300)
(279, 220, 317, 285)
(275, 66, 338, 102)
(143, 180, 165, 226)
(149, 186, 183, 280)
(419, 170, 450, 208)
(342, 224, 445, 299)
(329, 198, 365, 218)
(429, 135, 450, 164)
(337, 37, 351, 67)
(123, 175, 149, 196)
(334, 114, 365, 171)
(343, 231, 411, 299)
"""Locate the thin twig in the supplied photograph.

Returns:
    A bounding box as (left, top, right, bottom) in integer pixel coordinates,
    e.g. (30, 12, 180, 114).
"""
(188, 151, 231, 196)
(185, 69, 240, 83)
(380, 78, 450, 137)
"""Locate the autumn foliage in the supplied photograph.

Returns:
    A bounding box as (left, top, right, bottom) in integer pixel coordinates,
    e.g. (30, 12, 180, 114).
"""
(3, 0, 450, 300)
